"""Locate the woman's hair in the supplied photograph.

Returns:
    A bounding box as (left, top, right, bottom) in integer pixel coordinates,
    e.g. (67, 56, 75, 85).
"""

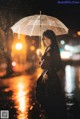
(43, 30, 56, 41)
(43, 30, 62, 70)
(43, 30, 58, 49)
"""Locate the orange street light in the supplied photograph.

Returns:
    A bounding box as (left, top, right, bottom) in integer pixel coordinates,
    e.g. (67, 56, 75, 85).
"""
(15, 43, 23, 50)
(77, 31, 80, 36)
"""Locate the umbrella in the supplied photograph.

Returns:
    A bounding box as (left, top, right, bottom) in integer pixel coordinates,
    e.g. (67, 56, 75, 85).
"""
(11, 14, 69, 37)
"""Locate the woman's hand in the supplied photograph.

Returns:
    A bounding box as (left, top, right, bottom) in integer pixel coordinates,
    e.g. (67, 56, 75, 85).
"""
(42, 70, 48, 82)
(43, 73, 48, 80)
(36, 49, 43, 58)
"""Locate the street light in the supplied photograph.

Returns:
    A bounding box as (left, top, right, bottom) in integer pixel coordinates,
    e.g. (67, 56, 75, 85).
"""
(15, 43, 23, 50)
(11, 35, 27, 72)
(77, 31, 80, 36)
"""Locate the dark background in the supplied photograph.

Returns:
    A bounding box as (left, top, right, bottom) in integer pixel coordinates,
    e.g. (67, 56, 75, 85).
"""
(0, 0, 80, 32)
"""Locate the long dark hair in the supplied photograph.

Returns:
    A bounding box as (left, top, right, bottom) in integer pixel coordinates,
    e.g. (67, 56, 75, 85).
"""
(43, 30, 60, 53)
(42, 30, 62, 71)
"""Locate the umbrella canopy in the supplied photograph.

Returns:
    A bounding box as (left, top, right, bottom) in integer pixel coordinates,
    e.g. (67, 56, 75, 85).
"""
(11, 14, 69, 36)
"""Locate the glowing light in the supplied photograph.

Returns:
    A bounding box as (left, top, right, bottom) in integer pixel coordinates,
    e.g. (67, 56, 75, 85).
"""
(65, 65, 75, 93)
(15, 43, 23, 50)
(77, 31, 80, 36)
(12, 61, 16, 66)
(60, 51, 72, 59)
(64, 44, 80, 53)
(6, 68, 43, 119)
(60, 40, 65, 45)
(10, 75, 37, 119)
(64, 45, 72, 50)
(15, 78, 30, 119)
(17, 83, 26, 112)
(30, 46, 35, 51)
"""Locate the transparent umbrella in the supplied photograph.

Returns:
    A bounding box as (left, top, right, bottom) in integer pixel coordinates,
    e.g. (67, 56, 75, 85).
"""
(11, 14, 69, 60)
(11, 14, 69, 37)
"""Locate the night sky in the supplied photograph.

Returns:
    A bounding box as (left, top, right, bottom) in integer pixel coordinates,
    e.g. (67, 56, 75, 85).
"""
(0, 0, 80, 31)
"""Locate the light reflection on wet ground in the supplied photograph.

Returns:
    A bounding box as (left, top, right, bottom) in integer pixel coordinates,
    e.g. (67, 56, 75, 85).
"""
(0, 72, 38, 119)
(65, 65, 80, 119)
(0, 66, 80, 119)
(11, 75, 34, 119)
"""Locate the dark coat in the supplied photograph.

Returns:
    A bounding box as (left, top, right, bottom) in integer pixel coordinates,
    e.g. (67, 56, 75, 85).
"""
(36, 46, 67, 119)
(41, 46, 62, 72)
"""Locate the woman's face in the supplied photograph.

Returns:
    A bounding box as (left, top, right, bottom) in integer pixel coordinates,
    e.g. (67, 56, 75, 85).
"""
(43, 36, 52, 47)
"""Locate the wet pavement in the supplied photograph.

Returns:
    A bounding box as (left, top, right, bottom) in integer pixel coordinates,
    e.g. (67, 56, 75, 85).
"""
(0, 66, 80, 119)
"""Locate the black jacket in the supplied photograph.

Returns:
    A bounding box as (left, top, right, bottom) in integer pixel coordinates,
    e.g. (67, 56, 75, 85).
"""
(40, 46, 62, 72)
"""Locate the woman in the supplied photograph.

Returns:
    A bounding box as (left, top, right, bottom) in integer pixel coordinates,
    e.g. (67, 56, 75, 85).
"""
(36, 30, 67, 119)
